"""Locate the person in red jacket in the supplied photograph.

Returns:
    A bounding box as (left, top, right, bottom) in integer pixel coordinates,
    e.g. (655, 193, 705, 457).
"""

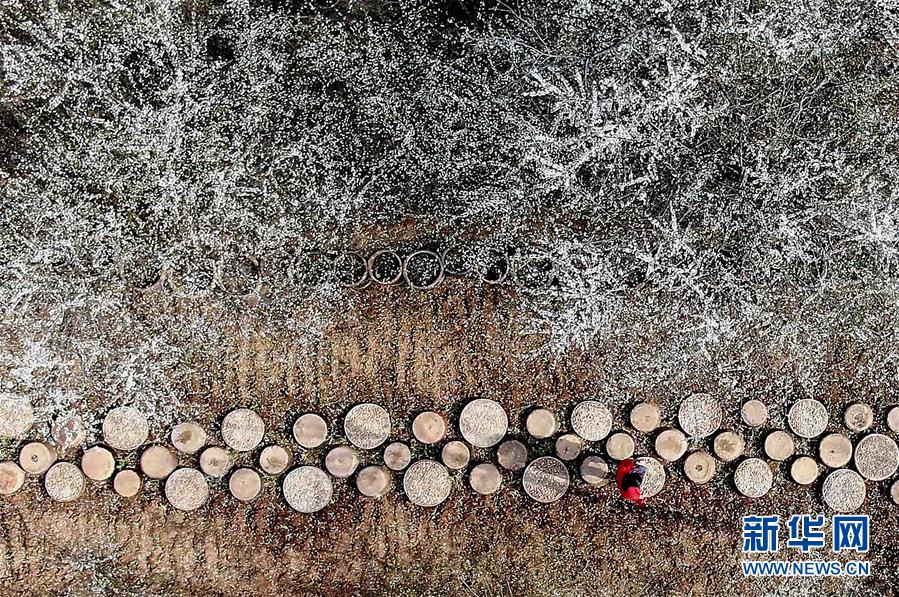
(616, 458, 647, 507)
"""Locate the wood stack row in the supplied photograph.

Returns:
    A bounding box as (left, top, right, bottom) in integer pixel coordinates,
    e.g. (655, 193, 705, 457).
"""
(3, 395, 899, 514)
(121, 245, 562, 296)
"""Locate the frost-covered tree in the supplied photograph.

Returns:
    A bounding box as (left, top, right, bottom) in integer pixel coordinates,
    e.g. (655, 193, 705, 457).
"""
(2, 0, 899, 420)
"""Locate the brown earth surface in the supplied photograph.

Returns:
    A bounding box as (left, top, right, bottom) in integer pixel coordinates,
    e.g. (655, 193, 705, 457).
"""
(1, 281, 897, 595)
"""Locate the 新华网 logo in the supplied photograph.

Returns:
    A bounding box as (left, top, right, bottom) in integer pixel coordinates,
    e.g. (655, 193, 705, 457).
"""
(740, 514, 870, 577)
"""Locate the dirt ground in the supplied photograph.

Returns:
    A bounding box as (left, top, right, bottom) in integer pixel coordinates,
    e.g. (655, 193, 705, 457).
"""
(1, 281, 898, 596)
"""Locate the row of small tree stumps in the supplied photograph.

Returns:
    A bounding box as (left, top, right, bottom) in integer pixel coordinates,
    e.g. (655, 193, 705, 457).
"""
(124, 245, 559, 295)
(1, 395, 898, 512)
